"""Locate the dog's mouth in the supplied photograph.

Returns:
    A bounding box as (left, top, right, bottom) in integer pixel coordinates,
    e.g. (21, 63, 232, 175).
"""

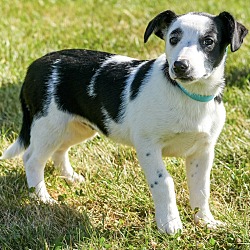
(175, 75, 194, 81)
(171, 74, 195, 83)
(171, 70, 210, 84)
(170, 66, 193, 82)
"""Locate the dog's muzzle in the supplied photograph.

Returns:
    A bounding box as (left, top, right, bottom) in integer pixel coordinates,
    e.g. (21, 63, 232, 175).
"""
(172, 59, 191, 79)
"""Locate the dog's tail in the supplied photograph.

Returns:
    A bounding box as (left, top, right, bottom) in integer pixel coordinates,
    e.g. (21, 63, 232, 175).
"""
(0, 86, 31, 160)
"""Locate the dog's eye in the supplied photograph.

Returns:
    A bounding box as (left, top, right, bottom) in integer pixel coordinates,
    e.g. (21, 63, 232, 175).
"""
(169, 37, 179, 45)
(203, 38, 214, 46)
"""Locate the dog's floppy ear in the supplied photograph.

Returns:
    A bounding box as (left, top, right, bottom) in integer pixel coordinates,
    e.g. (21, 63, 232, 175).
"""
(218, 11, 248, 52)
(144, 10, 177, 43)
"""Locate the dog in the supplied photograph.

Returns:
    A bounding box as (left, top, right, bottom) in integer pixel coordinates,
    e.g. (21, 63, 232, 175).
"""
(1, 10, 248, 234)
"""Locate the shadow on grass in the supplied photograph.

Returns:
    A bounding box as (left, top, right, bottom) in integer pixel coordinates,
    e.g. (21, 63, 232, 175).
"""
(0, 167, 152, 250)
(0, 169, 95, 249)
(225, 66, 250, 88)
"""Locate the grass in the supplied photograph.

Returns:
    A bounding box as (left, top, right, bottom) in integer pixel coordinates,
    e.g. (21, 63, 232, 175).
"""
(0, 0, 249, 249)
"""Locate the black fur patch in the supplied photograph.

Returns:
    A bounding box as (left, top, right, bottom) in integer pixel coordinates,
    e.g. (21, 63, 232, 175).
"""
(130, 59, 155, 100)
(53, 50, 114, 134)
(19, 54, 60, 147)
(92, 59, 143, 122)
(195, 14, 228, 103)
(50, 50, 145, 134)
(214, 93, 222, 104)
(21, 56, 55, 118)
(190, 13, 229, 69)
(162, 60, 177, 86)
(21, 50, 112, 135)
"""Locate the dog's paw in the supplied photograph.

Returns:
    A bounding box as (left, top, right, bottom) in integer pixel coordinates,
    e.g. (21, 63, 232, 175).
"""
(29, 189, 57, 204)
(63, 172, 85, 184)
(194, 212, 226, 229)
(157, 217, 183, 235)
(205, 219, 226, 229)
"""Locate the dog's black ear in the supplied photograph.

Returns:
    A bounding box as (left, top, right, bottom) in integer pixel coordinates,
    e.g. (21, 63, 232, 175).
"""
(218, 11, 248, 52)
(144, 10, 177, 43)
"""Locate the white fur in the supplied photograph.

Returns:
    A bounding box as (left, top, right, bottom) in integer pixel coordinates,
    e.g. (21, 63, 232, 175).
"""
(0, 139, 25, 160)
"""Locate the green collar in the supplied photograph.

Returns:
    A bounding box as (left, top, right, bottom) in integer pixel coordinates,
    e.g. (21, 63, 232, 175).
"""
(176, 83, 215, 102)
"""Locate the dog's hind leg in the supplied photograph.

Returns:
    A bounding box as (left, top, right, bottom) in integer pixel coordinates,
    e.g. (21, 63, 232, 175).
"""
(52, 119, 97, 184)
(24, 145, 55, 203)
(23, 105, 71, 203)
(52, 148, 84, 184)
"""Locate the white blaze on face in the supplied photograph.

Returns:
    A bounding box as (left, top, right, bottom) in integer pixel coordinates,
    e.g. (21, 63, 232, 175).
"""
(165, 14, 214, 82)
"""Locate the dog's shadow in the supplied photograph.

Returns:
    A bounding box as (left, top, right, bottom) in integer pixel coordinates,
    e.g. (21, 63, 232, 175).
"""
(0, 168, 155, 249)
(0, 169, 95, 248)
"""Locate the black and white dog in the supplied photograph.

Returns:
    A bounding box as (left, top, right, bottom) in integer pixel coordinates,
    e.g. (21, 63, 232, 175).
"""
(1, 10, 248, 234)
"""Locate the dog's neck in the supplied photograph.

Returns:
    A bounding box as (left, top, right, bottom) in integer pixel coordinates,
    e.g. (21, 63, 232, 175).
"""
(165, 55, 226, 103)
(160, 53, 226, 103)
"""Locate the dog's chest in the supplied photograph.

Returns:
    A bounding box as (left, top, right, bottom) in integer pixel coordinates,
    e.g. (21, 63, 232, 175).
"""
(161, 131, 210, 157)
(109, 99, 224, 158)
(159, 109, 216, 157)
(144, 101, 223, 157)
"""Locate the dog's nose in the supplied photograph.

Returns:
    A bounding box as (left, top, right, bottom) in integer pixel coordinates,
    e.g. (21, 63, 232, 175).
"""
(173, 60, 190, 75)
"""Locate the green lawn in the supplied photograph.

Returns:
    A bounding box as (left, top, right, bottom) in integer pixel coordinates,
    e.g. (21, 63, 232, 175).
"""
(0, 0, 249, 249)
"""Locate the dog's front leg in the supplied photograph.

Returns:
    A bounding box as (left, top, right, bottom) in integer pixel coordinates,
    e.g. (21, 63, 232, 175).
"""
(186, 149, 224, 228)
(135, 142, 182, 234)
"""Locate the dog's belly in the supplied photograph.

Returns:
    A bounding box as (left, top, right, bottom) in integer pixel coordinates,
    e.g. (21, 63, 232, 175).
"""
(161, 132, 210, 157)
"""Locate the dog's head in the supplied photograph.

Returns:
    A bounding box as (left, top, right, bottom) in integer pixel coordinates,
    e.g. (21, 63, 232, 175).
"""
(144, 10, 248, 85)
